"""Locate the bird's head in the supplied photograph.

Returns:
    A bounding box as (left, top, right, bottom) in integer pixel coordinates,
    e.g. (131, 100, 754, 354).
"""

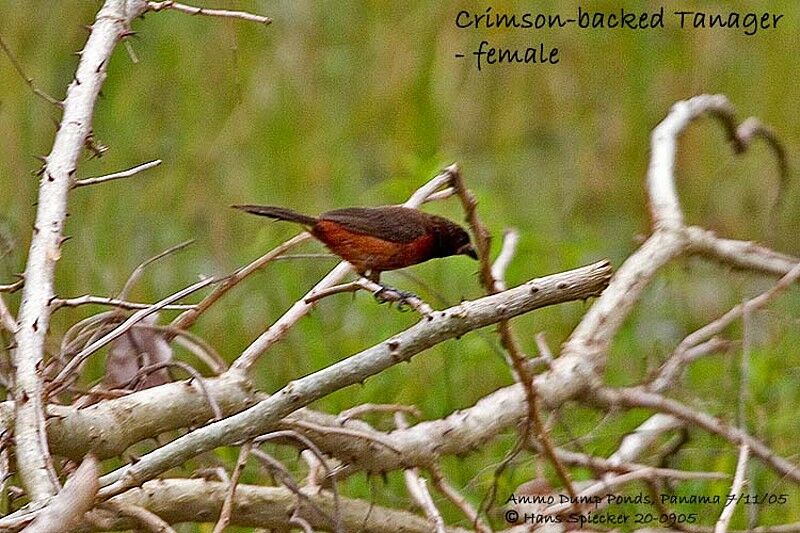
(432, 218, 478, 260)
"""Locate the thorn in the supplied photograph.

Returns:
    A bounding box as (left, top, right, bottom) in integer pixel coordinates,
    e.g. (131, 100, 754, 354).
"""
(81, 24, 93, 33)
(59, 235, 72, 245)
(120, 30, 138, 39)
(32, 154, 47, 163)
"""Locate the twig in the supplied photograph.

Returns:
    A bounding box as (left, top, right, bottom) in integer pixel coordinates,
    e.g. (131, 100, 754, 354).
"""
(396, 413, 446, 533)
(534, 332, 554, 361)
(606, 413, 684, 467)
(0, 277, 24, 293)
(146, 1, 272, 25)
(90, 479, 449, 532)
(117, 360, 222, 421)
(288, 514, 314, 533)
(248, 448, 336, 530)
(253, 430, 342, 533)
(212, 442, 252, 533)
(123, 40, 140, 65)
(51, 295, 195, 311)
(406, 475, 445, 533)
(100, 502, 177, 533)
(449, 164, 578, 502)
(0, 34, 62, 107)
(96, 260, 612, 497)
(304, 277, 434, 315)
(119, 239, 195, 301)
(337, 403, 421, 423)
(428, 466, 491, 533)
(170, 233, 310, 333)
(736, 118, 790, 236)
(50, 276, 218, 391)
(651, 261, 800, 392)
(254, 430, 343, 533)
(540, 466, 722, 518)
(0, 294, 17, 334)
(593, 387, 800, 483)
(72, 159, 162, 188)
(715, 444, 750, 533)
(12, 0, 148, 501)
(141, 323, 227, 373)
(490, 229, 519, 289)
(291, 419, 402, 455)
(22, 455, 99, 533)
(549, 446, 726, 481)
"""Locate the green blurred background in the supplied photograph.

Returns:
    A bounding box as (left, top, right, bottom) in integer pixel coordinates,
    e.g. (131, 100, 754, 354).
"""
(1, 0, 799, 529)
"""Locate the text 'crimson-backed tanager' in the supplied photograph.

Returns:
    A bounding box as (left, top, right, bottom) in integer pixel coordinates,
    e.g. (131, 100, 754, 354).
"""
(232, 204, 478, 282)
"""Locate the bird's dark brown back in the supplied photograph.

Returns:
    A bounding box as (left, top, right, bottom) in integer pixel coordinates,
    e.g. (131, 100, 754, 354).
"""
(319, 206, 434, 243)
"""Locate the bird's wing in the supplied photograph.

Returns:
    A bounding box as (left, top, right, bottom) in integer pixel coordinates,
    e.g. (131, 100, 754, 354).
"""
(320, 207, 429, 243)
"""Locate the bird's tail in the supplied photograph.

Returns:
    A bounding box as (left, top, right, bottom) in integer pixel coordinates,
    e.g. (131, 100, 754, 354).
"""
(232, 205, 318, 226)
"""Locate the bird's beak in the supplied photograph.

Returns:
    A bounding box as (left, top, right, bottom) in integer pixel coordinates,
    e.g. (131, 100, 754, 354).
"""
(460, 244, 479, 260)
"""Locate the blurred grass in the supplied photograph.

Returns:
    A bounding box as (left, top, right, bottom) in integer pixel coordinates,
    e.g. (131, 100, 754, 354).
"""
(1, 0, 800, 529)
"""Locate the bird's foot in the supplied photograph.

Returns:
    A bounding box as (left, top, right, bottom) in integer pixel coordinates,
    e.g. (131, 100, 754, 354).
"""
(372, 285, 432, 315)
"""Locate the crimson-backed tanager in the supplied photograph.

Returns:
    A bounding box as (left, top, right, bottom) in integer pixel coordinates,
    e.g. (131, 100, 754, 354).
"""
(232, 204, 478, 283)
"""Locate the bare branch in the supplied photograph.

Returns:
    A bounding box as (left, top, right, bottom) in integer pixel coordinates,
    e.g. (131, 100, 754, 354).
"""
(490, 229, 519, 289)
(338, 403, 421, 422)
(651, 261, 800, 392)
(99, 502, 177, 533)
(593, 387, 800, 483)
(0, 34, 62, 107)
(12, 0, 148, 501)
(146, 1, 272, 25)
(450, 164, 577, 502)
(51, 295, 194, 312)
(50, 276, 217, 391)
(428, 466, 491, 533)
(40, 373, 255, 461)
(304, 277, 433, 315)
(170, 233, 310, 333)
(0, 277, 24, 293)
(396, 413, 445, 533)
(0, 294, 17, 334)
(212, 442, 251, 533)
(72, 159, 161, 188)
(117, 360, 223, 420)
(22, 455, 99, 533)
(290, 419, 401, 455)
(98, 478, 470, 532)
(715, 444, 750, 533)
(119, 239, 195, 301)
(97, 260, 612, 497)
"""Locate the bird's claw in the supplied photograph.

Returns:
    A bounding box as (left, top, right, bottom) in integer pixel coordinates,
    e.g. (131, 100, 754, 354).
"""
(372, 286, 419, 309)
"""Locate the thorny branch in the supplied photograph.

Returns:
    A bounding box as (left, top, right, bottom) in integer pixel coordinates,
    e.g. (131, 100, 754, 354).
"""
(11, 0, 149, 502)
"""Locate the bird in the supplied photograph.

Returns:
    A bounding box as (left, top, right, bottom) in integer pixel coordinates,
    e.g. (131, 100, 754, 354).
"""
(232, 204, 478, 286)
